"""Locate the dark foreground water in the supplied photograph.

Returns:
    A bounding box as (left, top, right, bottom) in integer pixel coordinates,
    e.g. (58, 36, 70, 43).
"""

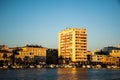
(0, 68, 120, 80)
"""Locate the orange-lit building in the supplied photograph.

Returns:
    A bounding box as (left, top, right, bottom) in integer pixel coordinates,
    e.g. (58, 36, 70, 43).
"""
(92, 55, 105, 63)
(102, 56, 119, 66)
(58, 28, 87, 62)
(0, 45, 13, 66)
(15, 45, 46, 62)
(110, 50, 120, 58)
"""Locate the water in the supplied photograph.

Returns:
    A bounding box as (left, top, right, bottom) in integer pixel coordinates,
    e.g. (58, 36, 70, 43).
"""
(0, 68, 120, 80)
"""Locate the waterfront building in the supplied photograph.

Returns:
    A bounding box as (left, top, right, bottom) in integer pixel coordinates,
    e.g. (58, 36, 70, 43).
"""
(58, 28, 87, 63)
(102, 56, 120, 66)
(91, 46, 120, 66)
(14, 45, 46, 65)
(91, 54, 120, 66)
(102, 44, 120, 66)
(109, 49, 120, 66)
(92, 54, 105, 63)
(110, 50, 120, 58)
(0, 45, 13, 66)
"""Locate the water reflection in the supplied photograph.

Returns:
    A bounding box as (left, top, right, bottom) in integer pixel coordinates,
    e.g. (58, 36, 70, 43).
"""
(57, 68, 88, 80)
(0, 68, 120, 80)
(88, 69, 120, 80)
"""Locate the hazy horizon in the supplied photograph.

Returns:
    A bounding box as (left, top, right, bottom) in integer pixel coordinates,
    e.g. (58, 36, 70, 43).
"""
(0, 0, 120, 51)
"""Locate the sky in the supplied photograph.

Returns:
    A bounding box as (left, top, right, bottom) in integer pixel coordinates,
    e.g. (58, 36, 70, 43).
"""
(0, 0, 120, 51)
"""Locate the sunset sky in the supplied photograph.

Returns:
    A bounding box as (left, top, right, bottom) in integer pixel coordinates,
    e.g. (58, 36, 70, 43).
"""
(0, 0, 120, 50)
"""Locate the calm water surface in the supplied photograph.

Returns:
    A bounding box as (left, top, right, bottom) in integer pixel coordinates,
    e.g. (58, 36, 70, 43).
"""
(0, 68, 120, 80)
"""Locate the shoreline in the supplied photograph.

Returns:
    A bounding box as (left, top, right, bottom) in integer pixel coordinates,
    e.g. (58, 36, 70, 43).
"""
(0, 64, 120, 70)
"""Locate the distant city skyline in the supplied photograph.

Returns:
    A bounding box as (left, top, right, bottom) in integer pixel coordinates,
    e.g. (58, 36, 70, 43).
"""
(0, 0, 120, 51)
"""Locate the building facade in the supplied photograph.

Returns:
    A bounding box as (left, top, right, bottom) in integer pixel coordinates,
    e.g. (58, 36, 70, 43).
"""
(92, 55, 105, 63)
(58, 28, 87, 62)
(0, 45, 13, 66)
(102, 56, 120, 66)
(92, 46, 120, 66)
(110, 50, 120, 58)
(15, 45, 46, 59)
(14, 45, 46, 65)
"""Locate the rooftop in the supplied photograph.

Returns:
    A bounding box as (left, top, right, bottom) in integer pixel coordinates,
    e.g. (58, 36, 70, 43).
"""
(25, 44, 44, 48)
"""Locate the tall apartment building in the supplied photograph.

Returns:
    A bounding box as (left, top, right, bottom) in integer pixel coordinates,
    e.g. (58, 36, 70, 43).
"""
(58, 28, 87, 62)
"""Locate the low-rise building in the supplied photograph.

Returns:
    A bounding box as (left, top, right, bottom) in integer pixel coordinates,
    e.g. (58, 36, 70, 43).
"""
(0, 45, 13, 66)
(14, 45, 46, 65)
(110, 50, 120, 58)
(92, 54, 105, 63)
(103, 56, 120, 66)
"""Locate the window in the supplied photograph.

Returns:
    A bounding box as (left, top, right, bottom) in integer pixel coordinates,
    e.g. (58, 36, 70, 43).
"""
(30, 53, 33, 55)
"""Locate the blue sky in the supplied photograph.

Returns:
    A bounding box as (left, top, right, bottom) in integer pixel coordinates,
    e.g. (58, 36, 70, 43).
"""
(0, 0, 120, 50)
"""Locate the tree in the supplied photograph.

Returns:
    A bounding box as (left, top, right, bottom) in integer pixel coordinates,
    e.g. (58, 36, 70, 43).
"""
(2, 53, 8, 66)
(87, 55, 92, 65)
(12, 49, 20, 65)
(24, 56, 29, 65)
(46, 54, 53, 64)
(23, 56, 34, 65)
(58, 55, 64, 64)
(15, 58, 22, 65)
